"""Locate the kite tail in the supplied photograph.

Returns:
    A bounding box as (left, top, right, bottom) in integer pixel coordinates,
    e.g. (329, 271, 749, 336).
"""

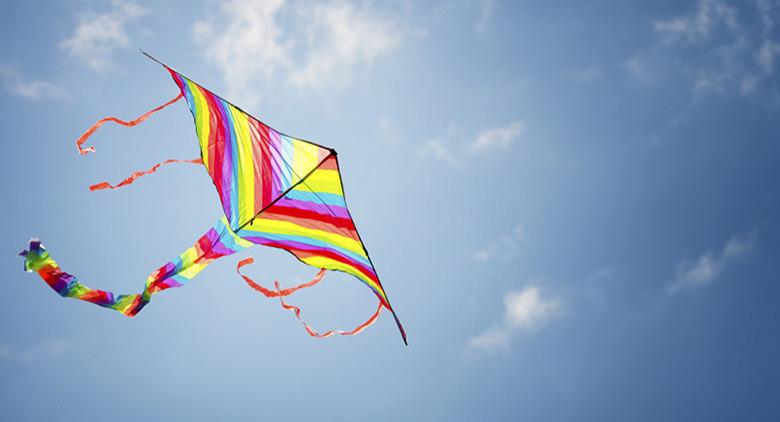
(76, 92, 183, 155)
(89, 158, 203, 191)
(18, 218, 251, 317)
(19, 239, 149, 316)
(276, 280, 383, 338)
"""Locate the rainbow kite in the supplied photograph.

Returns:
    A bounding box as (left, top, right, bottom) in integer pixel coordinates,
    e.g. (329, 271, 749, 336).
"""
(20, 52, 406, 344)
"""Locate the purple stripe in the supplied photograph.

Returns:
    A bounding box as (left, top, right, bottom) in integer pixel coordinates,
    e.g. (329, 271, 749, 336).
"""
(275, 197, 351, 219)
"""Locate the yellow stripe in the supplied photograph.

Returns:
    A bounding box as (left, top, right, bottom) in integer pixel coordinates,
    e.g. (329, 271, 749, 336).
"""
(113, 295, 137, 313)
(228, 104, 256, 223)
(301, 255, 386, 301)
(292, 140, 320, 183)
(178, 262, 208, 279)
(293, 169, 343, 195)
(189, 82, 211, 171)
(245, 217, 368, 259)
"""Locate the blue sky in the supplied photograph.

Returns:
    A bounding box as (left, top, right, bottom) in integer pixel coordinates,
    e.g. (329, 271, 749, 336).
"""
(1, 0, 779, 420)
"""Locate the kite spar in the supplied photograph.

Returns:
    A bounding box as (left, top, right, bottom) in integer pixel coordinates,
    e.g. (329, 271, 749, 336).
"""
(20, 52, 407, 344)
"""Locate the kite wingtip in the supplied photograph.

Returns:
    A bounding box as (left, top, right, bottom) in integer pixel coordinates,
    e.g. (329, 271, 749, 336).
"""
(390, 310, 408, 346)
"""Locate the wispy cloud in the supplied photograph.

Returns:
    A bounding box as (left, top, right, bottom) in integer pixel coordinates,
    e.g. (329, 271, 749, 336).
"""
(375, 117, 402, 144)
(468, 121, 524, 154)
(474, 0, 496, 32)
(418, 137, 460, 166)
(419, 120, 525, 166)
(667, 230, 757, 294)
(642, 0, 780, 97)
(0, 65, 65, 100)
(60, 0, 148, 73)
(194, 0, 406, 107)
(623, 55, 657, 83)
(193, 0, 292, 108)
(289, 2, 402, 90)
(653, 0, 738, 43)
(0, 338, 68, 363)
(466, 285, 560, 357)
(473, 223, 527, 262)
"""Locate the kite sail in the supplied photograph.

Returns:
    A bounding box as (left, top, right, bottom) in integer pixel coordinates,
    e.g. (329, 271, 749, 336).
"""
(20, 52, 406, 344)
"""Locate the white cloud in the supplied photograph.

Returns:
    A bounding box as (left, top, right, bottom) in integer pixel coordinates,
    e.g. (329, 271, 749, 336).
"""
(469, 121, 524, 154)
(0, 65, 65, 100)
(653, 0, 738, 43)
(290, 2, 402, 90)
(474, 0, 496, 32)
(667, 230, 757, 294)
(504, 287, 559, 328)
(466, 286, 560, 357)
(0, 338, 68, 363)
(623, 55, 657, 83)
(473, 223, 527, 262)
(418, 120, 525, 165)
(193, 0, 291, 107)
(644, 0, 780, 97)
(60, 0, 148, 73)
(194, 0, 405, 107)
(466, 325, 510, 353)
(418, 137, 459, 166)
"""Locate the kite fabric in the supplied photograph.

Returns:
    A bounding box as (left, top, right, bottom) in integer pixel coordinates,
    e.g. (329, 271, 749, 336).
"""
(20, 52, 406, 344)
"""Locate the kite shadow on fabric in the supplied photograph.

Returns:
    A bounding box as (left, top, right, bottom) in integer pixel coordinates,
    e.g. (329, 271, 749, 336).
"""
(20, 52, 407, 345)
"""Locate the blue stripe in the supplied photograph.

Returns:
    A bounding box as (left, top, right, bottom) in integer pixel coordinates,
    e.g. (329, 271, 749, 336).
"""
(285, 190, 347, 207)
(280, 135, 295, 189)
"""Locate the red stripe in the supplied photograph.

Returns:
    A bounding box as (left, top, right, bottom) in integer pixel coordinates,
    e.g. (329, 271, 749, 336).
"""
(318, 155, 338, 171)
(263, 204, 358, 235)
(198, 86, 228, 215)
(249, 118, 275, 210)
(257, 239, 386, 306)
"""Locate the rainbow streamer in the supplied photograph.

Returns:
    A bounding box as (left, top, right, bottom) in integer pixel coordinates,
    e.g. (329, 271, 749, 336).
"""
(20, 218, 248, 316)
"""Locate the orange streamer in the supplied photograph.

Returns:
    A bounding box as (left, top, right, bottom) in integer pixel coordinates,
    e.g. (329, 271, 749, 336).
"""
(236, 257, 382, 338)
(236, 257, 326, 297)
(276, 280, 383, 338)
(76, 92, 184, 155)
(89, 158, 203, 191)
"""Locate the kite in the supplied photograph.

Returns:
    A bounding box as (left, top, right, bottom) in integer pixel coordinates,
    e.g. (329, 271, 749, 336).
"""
(20, 52, 407, 344)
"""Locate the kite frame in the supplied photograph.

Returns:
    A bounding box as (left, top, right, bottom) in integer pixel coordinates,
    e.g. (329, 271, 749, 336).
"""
(141, 51, 407, 344)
